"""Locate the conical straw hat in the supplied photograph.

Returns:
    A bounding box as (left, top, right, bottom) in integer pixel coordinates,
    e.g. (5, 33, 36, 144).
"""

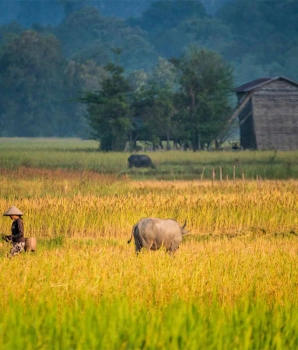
(3, 206, 24, 216)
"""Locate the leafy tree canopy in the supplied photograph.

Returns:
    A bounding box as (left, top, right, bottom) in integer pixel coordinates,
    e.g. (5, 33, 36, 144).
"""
(172, 47, 234, 150)
(134, 0, 207, 33)
(0, 30, 68, 136)
(79, 62, 132, 151)
(55, 6, 158, 71)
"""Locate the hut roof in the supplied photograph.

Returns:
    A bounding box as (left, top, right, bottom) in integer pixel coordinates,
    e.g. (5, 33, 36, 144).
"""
(235, 76, 298, 93)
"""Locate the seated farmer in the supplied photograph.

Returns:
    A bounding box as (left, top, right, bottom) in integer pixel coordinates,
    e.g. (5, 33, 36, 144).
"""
(2, 206, 25, 258)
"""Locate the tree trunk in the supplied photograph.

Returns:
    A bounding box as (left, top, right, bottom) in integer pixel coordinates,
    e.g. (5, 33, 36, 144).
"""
(191, 131, 199, 152)
(129, 130, 133, 152)
(166, 131, 171, 150)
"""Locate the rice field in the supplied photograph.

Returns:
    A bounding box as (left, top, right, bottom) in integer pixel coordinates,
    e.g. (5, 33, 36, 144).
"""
(0, 137, 298, 180)
(0, 138, 298, 349)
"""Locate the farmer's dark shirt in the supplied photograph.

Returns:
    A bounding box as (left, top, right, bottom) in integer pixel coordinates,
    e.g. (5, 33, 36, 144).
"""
(11, 218, 25, 243)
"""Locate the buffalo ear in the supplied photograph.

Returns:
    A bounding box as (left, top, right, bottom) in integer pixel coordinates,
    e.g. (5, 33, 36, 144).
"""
(181, 220, 187, 229)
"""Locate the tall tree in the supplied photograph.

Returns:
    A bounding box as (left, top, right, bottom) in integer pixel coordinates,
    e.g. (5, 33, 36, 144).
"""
(79, 63, 131, 151)
(146, 58, 179, 149)
(63, 59, 106, 138)
(129, 57, 180, 150)
(172, 47, 234, 151)
(215, 0, 298, 72)
(0, 30, 69, 136)
(0, 22, 24, 47)
(56, 6, 157, 71)
(129, 0, 207, 58)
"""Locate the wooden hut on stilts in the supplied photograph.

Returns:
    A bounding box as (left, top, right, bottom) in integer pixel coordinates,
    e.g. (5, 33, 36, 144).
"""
(224, 76, 298, 150)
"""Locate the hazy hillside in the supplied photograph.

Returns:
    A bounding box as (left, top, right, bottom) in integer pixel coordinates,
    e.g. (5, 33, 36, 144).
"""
(0, 0, 234, 26)
(0, 0, 297, 140)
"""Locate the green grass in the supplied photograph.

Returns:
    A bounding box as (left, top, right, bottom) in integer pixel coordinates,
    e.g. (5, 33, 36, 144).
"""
(1, 299, 297, 350)
(0, 137, 298, 179)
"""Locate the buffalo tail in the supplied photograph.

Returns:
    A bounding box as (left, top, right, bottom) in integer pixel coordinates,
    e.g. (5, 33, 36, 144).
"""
(127, 224, 136, 244)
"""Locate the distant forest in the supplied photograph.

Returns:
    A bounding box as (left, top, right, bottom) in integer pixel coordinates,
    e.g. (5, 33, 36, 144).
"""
(0, 0, 297, 141)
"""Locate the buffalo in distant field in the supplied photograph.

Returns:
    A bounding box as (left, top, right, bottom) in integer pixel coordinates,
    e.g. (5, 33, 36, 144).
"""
(128, 218, 188, 254)
(127, 154, 155, 168)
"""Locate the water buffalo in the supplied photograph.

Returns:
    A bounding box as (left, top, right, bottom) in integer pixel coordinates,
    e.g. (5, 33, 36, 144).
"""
(128, 218, 188, 254)
(127, 154, 154, 168)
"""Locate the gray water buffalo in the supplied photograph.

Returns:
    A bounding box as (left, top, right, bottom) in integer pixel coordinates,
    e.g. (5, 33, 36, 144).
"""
(127, 154, 154, 168)
(128, 218, 187, 254)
